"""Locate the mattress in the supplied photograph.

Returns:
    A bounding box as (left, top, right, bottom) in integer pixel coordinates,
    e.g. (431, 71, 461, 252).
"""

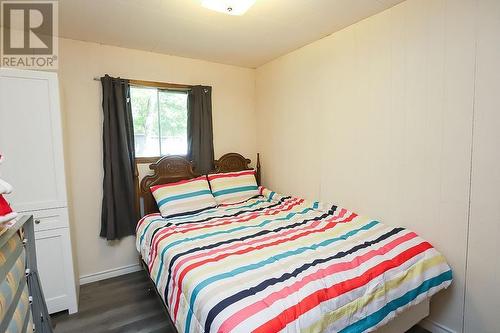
(136, 189, 452, 333)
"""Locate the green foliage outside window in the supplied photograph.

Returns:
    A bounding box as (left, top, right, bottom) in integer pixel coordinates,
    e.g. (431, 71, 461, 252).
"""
(130, 87, 187, 137)
(130, 86, 188, 156)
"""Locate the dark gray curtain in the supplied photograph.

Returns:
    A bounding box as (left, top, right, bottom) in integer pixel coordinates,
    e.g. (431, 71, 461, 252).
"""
(100, 75, 137, 240)
(187, 85, 215, 174)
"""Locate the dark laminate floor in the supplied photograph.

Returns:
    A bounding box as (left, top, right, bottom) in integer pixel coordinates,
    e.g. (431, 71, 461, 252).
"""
(52, 271, 175, 333)
(52, 271, 430, 333)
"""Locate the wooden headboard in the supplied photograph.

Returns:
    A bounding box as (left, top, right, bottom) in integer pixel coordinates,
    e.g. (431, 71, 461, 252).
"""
(137, 153, 261, 216)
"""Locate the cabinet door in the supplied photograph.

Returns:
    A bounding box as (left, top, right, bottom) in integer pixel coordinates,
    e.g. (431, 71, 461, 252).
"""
(35, 227, 78, 314)
(0, 68, 67, 212)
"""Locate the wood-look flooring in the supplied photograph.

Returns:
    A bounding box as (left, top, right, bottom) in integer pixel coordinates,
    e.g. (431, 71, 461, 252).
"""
(52, 271, 174, 333)
(51, 270, 429, 333)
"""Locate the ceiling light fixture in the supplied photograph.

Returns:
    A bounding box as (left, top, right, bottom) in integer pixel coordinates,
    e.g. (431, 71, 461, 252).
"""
(201, 0, 256, 16)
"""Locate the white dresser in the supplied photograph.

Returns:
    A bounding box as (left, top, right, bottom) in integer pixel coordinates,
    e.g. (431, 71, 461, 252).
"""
(0, 68, 78, 314)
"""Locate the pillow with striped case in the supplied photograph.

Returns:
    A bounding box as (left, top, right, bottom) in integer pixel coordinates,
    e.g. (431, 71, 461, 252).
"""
(150, 176, 217, 218)
(207, 169, 259, 205)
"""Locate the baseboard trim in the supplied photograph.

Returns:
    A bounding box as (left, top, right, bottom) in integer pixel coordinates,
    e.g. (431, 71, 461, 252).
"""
(420, 318, 456, 333)
(79, 263, 142, 285)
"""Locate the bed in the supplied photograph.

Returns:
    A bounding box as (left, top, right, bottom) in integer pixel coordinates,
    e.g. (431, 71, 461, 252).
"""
(135, 153, 451, 333)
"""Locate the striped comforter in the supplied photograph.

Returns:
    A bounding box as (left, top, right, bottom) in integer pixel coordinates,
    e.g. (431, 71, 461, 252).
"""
(136, 189, 452, 333)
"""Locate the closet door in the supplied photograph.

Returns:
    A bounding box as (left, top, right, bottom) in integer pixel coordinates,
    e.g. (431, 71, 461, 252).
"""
(0, 69, 67, 212)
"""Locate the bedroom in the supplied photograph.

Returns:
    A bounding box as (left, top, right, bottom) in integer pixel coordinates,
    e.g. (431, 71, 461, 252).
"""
(0, 0, 498, 332)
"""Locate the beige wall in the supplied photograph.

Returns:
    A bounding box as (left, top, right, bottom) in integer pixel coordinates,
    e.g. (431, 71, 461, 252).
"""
(56, 0, 500, 331)
(465, 0, 500, 332)
(58, 38, 256, 280)
(256, 0, 477, 331)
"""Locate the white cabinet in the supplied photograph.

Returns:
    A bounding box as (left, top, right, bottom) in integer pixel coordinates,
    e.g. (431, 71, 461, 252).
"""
(0, 69, 67, 212)
(31, 208, 78, 314)
(0, 68, 78, 314)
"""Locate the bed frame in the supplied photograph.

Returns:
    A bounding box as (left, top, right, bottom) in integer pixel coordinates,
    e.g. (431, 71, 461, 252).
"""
(136, 152, 261, 331)
(135, 152, 430, 332)
(136, 152, 261, 216)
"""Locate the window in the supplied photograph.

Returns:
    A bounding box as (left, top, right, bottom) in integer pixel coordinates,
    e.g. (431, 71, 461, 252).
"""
(130, 86, 188, 157)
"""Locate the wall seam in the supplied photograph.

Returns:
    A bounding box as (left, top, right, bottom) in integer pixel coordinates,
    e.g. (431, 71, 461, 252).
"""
(253, 67, 259, 170)
(462, 0, 480, 332)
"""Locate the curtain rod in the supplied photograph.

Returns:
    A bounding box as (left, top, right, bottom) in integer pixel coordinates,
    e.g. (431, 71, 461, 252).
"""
(93, 76, 193, 90)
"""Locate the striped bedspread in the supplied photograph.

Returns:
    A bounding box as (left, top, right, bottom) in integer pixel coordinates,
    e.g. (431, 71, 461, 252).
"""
(136, 189, 452, 333)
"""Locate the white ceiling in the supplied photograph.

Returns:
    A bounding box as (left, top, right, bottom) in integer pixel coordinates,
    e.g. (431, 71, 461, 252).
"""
(59, 0, 405, 68)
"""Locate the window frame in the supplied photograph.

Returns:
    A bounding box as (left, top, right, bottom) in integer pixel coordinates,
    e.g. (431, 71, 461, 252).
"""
(129, 79, 192, 162)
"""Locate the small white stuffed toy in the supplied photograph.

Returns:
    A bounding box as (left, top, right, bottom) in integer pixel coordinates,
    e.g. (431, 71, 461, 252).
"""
(0, 178, 13, 194)
(0, 154, 10, 193)
(0, 154, 17, 224)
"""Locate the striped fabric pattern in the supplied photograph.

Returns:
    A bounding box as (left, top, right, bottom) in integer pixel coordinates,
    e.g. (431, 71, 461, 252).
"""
(151, 176, 217, 218)
(0, 234, 32, 333)
(136, 190, 452, 333)
(207, 170, 259, 205)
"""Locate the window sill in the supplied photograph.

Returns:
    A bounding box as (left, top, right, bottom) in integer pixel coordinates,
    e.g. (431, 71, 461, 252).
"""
(135, 156, 161, 164)
(135, 155, 188, 164)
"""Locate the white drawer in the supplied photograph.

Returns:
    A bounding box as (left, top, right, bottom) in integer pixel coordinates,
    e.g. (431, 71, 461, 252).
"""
(23, 208, 69, 232)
